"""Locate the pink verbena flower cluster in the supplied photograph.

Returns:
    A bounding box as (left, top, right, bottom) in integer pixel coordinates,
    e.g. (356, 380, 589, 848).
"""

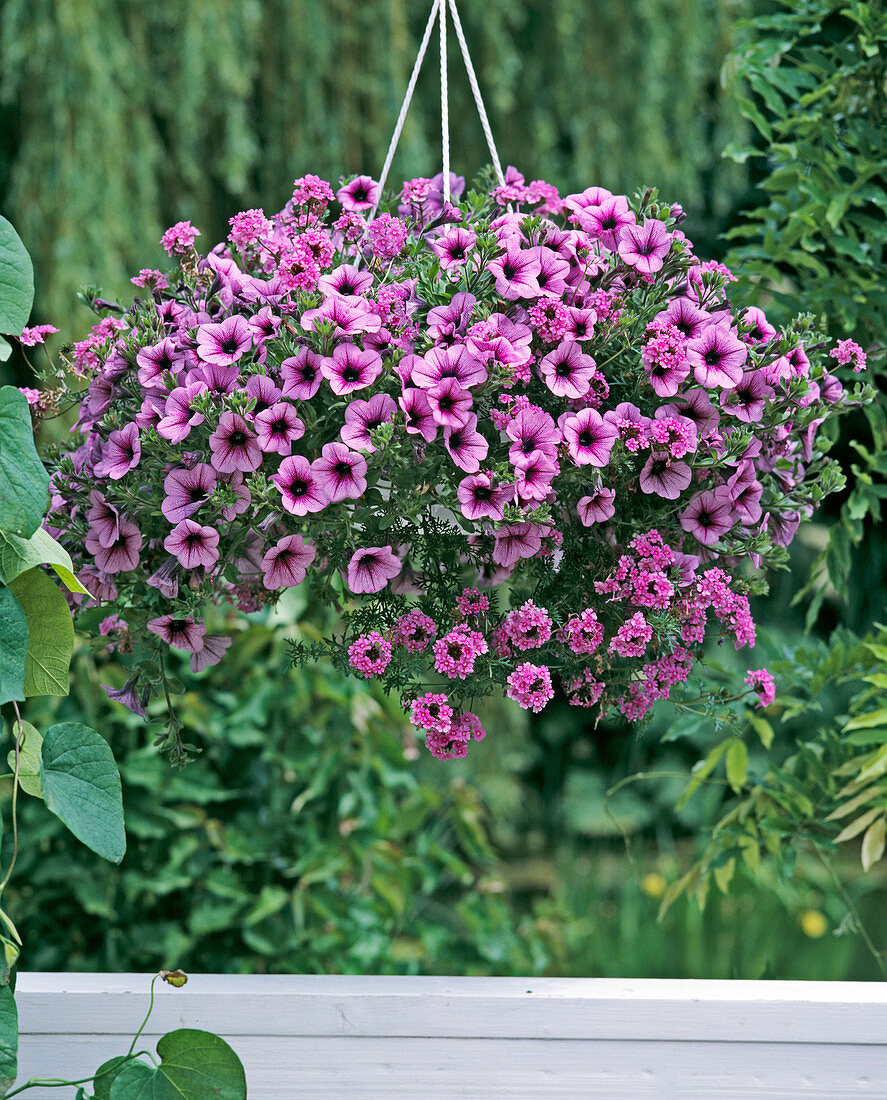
(45, 168, 864, 759)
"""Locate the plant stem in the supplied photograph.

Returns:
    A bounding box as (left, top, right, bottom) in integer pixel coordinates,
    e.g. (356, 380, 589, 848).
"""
(814, 845, 887, 980)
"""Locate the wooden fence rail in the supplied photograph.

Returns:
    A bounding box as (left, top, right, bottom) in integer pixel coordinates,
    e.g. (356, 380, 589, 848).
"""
(14, 973, 887, 1098)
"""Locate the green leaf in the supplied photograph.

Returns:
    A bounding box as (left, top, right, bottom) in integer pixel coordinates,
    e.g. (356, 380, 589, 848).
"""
(0, 216, 34, 336)
(8, 568, 73, 697)
(0, 983, 17, 1093)
(110, 1030, 246, 1100)
(0, 387, 49, 538)
(0, 527, 89, 594)
(0, 337, 10, 363)
(845, 708, 887, 732)
(8, 720, 43, 798)
(40, 722, 126, 863)
(835, 806, 883, 844)
(93, 1055, 131, 1100)
(0, 586, 28, 705)
(726, 740, 749, 793)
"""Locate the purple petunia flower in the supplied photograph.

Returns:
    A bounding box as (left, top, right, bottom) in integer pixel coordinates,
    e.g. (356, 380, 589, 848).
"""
(94, 422, 141, 480)
(514, 451, 558, 502)
(506, 406, 560, 465)
(311, 442, 367, 503)
(577, 194, 635, 251)
(162, 463, 217, 523)
(562, 408, 618, 467)
(430, 226, 477, 270)
(444, 413, 488, 473)
(147, 614, 207, 653)
(272, 455, 329, 515)
(492, 523, 544, 568)
(426, 292, 476, 346)
(539, 341, 597, 399)
(301, 295, 382, 338)
(86, 491, 121, 549)
(190, 635, 232, 673)
(426, 377, 473, 429)
(487, 246, 542, 300)
(318, 263, 374, 298)
(686, 324, 748, 389)
(680, 489, 735, 546)
(102, 678, 149, 718)
(346, 546, 402, 594)
(254, 402, 305, 455)
(245, 374, 281, 416)
(163, 519, 221, 570)
(340, 393, 397, 453)
(457, 473, 512, 522)
(195, 314, 253, 367)
(157, 382, 207, 443)
(261, 534, 317, 589)
(84, 520, 142, 574)
(399, 387, 438, 442)
(721, 369, 772, 424)
(617, 219, 672, 275)
(136, 337, 186, 389)
(209, 411, 262, 474)
(280, 349, 323, 401)
(337, 175, 380, 212)
(638, 454, 692, 499)
(577, 488, 616, 525)
(529, 246, 571, 298)
(320, 343, 384, 396)
(412, 345, 487, 391)
(661, 297, 710, 340)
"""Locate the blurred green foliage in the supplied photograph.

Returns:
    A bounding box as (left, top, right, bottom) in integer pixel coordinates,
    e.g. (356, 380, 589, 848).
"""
(0, 0, 749, 341)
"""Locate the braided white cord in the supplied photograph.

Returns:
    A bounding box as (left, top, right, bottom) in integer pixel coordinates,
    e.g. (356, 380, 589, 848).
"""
(439, 0, 450, 203)
(447, 0, 506, 187)
(369, 0, 440, 221)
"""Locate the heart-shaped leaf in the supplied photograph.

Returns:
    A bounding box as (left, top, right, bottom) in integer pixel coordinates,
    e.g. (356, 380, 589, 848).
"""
(0, 982, 18, 1093)
(0, 586, 28, 705)
(92, 1055, 131, 1100)
(0, 527, 90, 594)
(8, 567, 73, 697)
(0, 336, 10, 363)
(110, 1030, 246, 1100)
(0, 216, 34, 336)
(8, 720, 43, 798)
(0, 386, 48, 539)
(41, 723, 126, 863)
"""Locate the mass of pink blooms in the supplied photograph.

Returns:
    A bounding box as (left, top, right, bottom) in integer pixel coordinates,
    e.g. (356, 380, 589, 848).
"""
(38, 166, 862, 760)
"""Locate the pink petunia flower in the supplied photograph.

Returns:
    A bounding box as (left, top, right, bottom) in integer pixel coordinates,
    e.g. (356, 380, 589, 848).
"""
(430, 226, 477, 270)
(156, 382, 207, 443)
(562, 408, 618, 467)
(272, 455, 329, 515)
(280, 348, 323, 400)
(576, 488, 616, 525)
(346, 546, 402, 594)
(680, 490, 735, 546)
(686, 324, 747, 389)
(320, 343, 384, 396)
(340, 393, 397, 453)
(85, 491, 121, 548)
(260, 534, 316, 589)
(426, 377, 473, 429)
(318, 263, 374, 298)
(399, 387, 438, 442)
(162, 463, 217, 523)
(638, 454, 692, 499)
(164, 519, 221, 571)
(617, 219, 672, 274)
(444, 413, 489, 472)
(337, 175, 380, 212)
(209, 411, 262, 474)
(539, 341, 597, 399)
(195, 315, 253, 367)
(254, 402, 305, 455)
(487, 246, 542, 300)
(492, 523, 544, 568)
(84, 519, 142, 574)
(457, 473, 512, 522)
(147, 614, 206, 653)
(312, 442, 368, 503)
(136, 338, 186, 389)
(94, 422, 141, 480)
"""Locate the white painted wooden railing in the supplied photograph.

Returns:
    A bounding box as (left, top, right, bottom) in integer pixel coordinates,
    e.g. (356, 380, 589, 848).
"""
(14, 973, 887, 1098)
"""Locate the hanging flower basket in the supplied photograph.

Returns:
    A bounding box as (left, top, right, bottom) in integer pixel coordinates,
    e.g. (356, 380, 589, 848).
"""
(36, 161, 865, 762)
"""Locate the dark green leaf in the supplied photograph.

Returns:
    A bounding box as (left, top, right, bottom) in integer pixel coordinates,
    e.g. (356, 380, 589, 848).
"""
(109, 1030, 246, 1100)
(41, 722, 126, 863)
(0, 983, 17, 1092)
(93, 1055, 131, 1100)
(0, 387, 49, 538)
(0, 586, 28, 705)
(8, 719, 43, 798)
(0, 216, 34, 336)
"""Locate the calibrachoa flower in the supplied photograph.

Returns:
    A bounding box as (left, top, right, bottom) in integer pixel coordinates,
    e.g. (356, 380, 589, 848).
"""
(45, 167, 866, 760)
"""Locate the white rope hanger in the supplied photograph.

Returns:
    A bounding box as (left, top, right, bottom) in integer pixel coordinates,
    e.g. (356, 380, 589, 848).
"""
(368, 0, 506, 219)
